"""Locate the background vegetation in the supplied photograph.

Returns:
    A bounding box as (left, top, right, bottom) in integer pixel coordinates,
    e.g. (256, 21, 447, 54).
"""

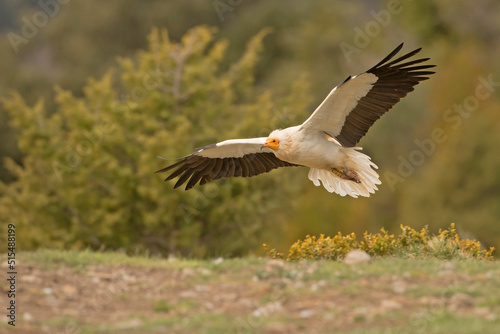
(1, 0, 499, 256)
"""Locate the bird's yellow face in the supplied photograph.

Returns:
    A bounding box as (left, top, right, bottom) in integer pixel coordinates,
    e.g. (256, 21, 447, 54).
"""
(264, 138, 280, 151)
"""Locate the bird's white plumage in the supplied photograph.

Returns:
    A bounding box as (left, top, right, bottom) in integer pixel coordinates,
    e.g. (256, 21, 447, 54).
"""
(307, 147, 380, 198)
(267, 128, 381, 197)
(300, 73, 378, 136)
(196, 138, 273, 158)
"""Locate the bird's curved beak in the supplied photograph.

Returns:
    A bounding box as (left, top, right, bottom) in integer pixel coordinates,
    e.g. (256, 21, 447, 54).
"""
(260, 145, 265, 150)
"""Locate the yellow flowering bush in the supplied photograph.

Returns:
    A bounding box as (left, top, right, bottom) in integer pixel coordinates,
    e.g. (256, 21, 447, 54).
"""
(264, 224, 494, 261)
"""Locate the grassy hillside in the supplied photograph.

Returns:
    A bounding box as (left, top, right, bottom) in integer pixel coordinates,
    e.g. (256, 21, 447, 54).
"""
(3, 250, 500, 333)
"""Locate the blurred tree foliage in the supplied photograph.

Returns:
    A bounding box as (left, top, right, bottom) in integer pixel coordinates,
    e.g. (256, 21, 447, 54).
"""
(0, 27, 311, 256)
(1, 0, 500, 255)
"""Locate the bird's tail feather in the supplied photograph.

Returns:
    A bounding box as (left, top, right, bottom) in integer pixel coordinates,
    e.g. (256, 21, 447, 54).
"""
(307, 148, 381, 198)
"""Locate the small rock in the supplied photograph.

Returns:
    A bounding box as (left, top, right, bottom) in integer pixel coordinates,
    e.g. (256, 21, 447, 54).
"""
(252, 302, 283, 317)
(392, 280, 407, 294)
(310, 280, 327, 292)
(343, 250, 371, 265)
(23, 313, 33, 321)
(42, 287, 53, 295)
(121, 273, 136, 282)
(299, 309, 315, 318)
(194, 285, 208, 292)
(116, 318, 143, 329)
(213, 257, 224, 265)
(294, 281, 305, 289)
(179, 290, 197, 298)
(380, 299, 402, 310)
(419, 296, 444, 307)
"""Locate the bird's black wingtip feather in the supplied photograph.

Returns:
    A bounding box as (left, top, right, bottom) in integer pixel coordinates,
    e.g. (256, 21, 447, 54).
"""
(368, 43, 404, 70)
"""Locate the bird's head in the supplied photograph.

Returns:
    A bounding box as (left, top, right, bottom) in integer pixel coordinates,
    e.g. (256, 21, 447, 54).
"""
(263, 137, 280, 151)
(262, 129, 292, 151)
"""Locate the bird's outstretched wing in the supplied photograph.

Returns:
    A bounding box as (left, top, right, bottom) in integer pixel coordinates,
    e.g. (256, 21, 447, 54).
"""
(300, 43, 435, 147)
(156, 138, 298, 190)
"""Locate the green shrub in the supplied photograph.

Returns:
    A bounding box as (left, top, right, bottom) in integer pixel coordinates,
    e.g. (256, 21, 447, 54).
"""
(264, 223, 494, 261)
(0, 26, 311, 257)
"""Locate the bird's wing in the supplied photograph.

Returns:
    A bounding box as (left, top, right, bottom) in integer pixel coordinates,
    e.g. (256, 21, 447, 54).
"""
(156, 137, 299, 190)
(300, 43, 435, 147)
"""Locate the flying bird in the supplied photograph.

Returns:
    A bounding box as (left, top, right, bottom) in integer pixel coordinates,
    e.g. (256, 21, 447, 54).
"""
(157, 44, 435, 197)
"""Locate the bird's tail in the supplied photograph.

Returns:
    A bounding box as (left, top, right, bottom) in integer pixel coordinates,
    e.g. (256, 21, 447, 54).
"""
(307, 148, 381, 198)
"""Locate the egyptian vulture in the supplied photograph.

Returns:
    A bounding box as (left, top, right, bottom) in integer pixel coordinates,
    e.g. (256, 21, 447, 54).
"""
(157, 44, 435, 197)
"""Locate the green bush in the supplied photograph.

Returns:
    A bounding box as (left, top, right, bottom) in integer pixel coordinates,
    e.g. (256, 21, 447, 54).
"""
(264, 223, 494, 261)
(0, 26, 311, 257)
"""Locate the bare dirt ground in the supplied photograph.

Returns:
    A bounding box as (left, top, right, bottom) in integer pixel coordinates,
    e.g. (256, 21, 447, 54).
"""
(2, 252, 500, 333)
